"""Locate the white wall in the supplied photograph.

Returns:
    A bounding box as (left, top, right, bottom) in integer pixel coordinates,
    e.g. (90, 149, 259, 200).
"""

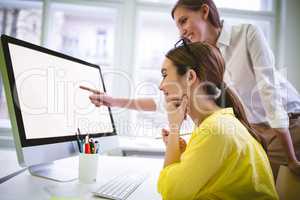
(280, 0, 300, 91)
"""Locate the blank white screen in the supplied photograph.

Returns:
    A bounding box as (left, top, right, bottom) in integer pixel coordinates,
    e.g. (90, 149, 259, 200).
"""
(8, 43, 113, 139)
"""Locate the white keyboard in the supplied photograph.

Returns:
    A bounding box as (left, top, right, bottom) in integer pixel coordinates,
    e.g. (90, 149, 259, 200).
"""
(93, 172, 148, 200)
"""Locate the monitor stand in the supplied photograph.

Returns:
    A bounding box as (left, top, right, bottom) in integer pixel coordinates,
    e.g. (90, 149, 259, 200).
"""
(29, 162, 77, 182)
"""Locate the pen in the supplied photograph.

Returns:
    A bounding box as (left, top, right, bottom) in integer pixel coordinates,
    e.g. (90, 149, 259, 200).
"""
(178, 132, 191, 137)
(78, 128, 84, 143)
(89, 138, 95, 154)
(75, 132, 82, 153)
(77, 128, 81, 138)
(85, 135, 91, 154)
(155, 132, 192, 139)
(77, 128, 84, 153)
(95, 141, 99, 153)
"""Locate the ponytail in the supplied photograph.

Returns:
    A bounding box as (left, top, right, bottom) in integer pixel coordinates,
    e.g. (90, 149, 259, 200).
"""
(217, 83, 267, 151)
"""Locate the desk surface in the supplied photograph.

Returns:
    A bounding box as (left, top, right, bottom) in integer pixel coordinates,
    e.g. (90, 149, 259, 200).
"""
(0, 155, 163, 200)
(118, 136, 165, 156)
(0, 149, 25, 181)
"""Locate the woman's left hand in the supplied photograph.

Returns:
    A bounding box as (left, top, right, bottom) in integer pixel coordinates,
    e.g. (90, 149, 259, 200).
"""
(165, 95, 188, 133)
(162, 129, 187, 154)
(288, 160, 300, 176)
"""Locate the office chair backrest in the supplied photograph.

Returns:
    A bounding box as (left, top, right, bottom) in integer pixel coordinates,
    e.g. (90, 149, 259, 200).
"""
(276, 165, 300, 200)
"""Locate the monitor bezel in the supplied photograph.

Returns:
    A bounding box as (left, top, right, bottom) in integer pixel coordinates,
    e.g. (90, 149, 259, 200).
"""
(0, 34, 117, 147)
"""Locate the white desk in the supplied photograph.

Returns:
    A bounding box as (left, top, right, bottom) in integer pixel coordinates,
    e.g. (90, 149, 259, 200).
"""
(118, 136, 165, 156)
(0, 155, 163, 200)
(0, 149, 26, 183)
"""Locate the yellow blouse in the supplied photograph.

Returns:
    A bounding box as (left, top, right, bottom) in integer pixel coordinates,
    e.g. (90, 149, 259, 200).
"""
(157, 108, 278, 200)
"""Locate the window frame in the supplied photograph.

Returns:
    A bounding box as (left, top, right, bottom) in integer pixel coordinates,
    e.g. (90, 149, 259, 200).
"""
(0, 0, 43, 133)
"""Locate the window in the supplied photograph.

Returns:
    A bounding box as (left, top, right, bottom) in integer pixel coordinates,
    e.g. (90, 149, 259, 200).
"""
(214, 0, 273, 11)
(46, 3, 117, 68)
(0, 0, 42, 126)
(0, 1, 42, 44)
(137, 0, 177, 5)
(131, 9, 179, 137)
(138, 0, 273, 11)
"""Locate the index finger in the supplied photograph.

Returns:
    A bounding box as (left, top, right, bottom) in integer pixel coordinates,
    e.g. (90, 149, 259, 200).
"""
(79, 85, 100, 94)
(166, 96, 181, 103)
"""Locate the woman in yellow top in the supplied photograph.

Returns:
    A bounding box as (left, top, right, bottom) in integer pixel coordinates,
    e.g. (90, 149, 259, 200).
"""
(157, 41, 278, 200)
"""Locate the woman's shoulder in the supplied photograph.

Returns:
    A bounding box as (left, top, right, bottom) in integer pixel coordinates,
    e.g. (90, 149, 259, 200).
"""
(229, 23, 262, 40)
(227, 22, 257, 32)
(197, 108, 248, 137)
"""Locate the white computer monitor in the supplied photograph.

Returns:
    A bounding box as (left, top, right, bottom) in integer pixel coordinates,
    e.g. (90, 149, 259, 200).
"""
(0, 35, 119, 181)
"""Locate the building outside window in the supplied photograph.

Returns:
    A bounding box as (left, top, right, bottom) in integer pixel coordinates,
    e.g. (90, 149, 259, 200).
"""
(0, 0, 42, 127)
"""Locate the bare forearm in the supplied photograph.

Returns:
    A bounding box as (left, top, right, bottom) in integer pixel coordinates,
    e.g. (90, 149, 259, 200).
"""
(274, 128, 298, 162)
(113, 98, 156, 111)
(164, 133, 181, 168)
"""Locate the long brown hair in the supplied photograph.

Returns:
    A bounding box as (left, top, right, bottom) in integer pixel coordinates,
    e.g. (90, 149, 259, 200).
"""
(166, 42, 267, 150)
(171, 0, 222, 29)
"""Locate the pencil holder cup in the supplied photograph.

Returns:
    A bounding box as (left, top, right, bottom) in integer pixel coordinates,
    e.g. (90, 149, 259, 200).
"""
(78, 153, 99, 184)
